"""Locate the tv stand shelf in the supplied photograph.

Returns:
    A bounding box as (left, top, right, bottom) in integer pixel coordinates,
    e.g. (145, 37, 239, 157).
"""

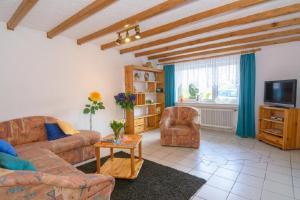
(257, 105, 300, 150)
(262, 118, 284, 124)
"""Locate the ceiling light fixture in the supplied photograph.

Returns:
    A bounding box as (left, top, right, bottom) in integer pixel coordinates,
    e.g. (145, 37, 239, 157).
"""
(115, 25, 141, 45)
(115, 33, 122, 45)
(135, 26, 141, 39)
(124, 31, 131, 43)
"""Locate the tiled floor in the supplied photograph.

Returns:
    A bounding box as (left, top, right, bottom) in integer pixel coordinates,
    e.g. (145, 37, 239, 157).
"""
(137, 129, 300, 200)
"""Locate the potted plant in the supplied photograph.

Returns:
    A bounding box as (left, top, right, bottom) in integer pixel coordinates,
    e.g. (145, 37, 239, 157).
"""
(114, 92, 136, 110)
(83, 91, 105, 131)
(110, 120, 125, 144)
(189, 83, 199, 99)
(114, 92, 136, 134)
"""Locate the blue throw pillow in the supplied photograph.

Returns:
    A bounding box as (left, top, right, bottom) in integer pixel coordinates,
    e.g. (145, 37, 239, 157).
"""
(0, 152, 36, 171)
(0, 139, 17, 157)
(45, 123, 68, 141)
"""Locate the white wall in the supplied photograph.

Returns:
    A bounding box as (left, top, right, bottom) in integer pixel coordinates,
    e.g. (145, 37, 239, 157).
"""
(256, 42, 300, 124)
(0, 22, 142, 135)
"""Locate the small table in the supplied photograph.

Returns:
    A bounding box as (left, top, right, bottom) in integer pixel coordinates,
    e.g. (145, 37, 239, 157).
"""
(94, 134, 144, 179)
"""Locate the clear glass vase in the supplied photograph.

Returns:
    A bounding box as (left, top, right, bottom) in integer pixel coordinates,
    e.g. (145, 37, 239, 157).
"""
(113, 131, 122, 144)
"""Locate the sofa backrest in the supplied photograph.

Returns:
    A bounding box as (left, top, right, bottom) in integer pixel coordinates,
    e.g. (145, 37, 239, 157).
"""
(0, 116, 57, 146)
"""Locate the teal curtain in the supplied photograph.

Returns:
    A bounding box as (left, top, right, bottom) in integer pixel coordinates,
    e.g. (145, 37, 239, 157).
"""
(236, 53, 256, 138)
(164, 65, 175, 107)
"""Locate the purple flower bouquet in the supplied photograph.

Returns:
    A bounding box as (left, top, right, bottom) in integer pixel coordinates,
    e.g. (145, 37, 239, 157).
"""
(114, 92, 136, 110)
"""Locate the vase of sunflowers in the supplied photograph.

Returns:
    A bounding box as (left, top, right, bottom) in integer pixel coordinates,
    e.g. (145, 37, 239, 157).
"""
(83, 91, 105, 131)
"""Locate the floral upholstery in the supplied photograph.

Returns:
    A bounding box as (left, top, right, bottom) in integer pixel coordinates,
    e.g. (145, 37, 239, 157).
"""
(160, 106, 200, 148)
(0, 116, 114, 200)
(0, 168, 114, 200)
(0, 116, 56, 146)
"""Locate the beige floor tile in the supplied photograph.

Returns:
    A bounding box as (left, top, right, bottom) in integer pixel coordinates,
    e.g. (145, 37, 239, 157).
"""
(227, 193, 249, 200)
(222, 163, 243, 172)
(265, 171, 293, 185)
(193, 162, 219, 174)
(189, 169, 212, 180)
(207, 175, 235, 191)
(294, 176, 300, 187)
(293, 169, 300, 178)
(196, 185, 229, 200)
(173, 163, 193, 173)
(214, 167, 239, 181)
(263, 179, 294, 198)
(231, 182, 261, 200)
(236, 173, 264, 189)
(261, 190, 294, 200)
(267, 164, 292, 176)
(241, 166, 266, 178)
(294, 186, 300, 199)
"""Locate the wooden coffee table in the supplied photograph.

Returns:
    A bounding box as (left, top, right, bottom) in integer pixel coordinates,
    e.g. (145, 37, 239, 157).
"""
(94, 134, 143, 179)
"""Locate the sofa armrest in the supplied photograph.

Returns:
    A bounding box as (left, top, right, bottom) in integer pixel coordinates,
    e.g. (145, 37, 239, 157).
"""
(0, 168, 113, 188)
(190, 122, 200, 131)
(79, 130, 101, 138)
(159, 117, 171, 129)
(189, 114, 200, 130)
(160, 108, 174, 129)
(0, 168, 114, 199)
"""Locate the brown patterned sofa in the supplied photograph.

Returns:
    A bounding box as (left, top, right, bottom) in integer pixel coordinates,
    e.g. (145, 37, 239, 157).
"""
(160, 106, 200, 148)
(0, 116, 114, 200)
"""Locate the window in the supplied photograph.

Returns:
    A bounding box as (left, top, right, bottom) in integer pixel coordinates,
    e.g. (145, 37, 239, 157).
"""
(175, 55, 240, 104)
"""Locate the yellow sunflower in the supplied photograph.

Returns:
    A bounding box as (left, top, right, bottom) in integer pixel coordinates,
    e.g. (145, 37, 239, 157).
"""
(89, 91, 102, 102)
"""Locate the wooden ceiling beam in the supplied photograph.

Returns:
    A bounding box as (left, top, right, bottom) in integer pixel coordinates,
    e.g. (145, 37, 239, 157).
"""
(120, 3, 300, 54)
(136, 17, 300, 57)
(7, 0, 38, 30)
(149, 28, 300, 60)
(77, 0, 189, 45)
(101, 0, 268, 50)
(47, 0, 117, 39)
(158, 36, 300, 62)
(159, 48, 262, 65)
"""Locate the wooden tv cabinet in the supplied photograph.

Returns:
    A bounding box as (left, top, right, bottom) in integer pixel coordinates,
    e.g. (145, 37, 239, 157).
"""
(257, 106, 300, 150)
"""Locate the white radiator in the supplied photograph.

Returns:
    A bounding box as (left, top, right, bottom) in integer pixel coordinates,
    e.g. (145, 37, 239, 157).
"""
(199, 108, 236, 132)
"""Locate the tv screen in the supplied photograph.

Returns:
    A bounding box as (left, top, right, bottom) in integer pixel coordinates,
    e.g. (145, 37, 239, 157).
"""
(264, 79, 297, 107)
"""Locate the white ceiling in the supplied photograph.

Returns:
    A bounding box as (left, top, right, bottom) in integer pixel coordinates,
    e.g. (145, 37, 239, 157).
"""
(1, 0, 300, 59)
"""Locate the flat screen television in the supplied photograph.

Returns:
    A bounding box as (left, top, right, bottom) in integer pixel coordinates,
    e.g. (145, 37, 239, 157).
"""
(264, 79, 297, 108)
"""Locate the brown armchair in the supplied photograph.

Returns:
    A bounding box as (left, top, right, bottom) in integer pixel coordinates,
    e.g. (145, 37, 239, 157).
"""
(160, 106, 200, 148)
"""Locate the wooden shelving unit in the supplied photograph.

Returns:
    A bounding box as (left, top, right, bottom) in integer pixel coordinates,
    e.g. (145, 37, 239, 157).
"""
(125, 65, 165, 134)
(257, 105, 300, 150)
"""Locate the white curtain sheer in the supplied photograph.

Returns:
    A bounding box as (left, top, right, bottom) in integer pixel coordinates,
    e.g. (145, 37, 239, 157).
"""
(175, 55, 240, 104)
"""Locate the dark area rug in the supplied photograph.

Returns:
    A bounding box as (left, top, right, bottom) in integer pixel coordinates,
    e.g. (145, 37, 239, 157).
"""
(77, 151, 206, 200)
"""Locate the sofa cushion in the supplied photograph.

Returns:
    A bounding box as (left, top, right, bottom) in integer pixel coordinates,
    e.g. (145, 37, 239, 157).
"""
(15, 131, 100, 155)
(0, 139, 17, 156)
(45, 123, 68, 141)
(17, 148, 81, 176)
(0, 152, 36, 171)
(15, 141, 53, 154)
(57, 120, 80, 135)
(49, 131, 100, 154)
(169, 125, 192, 135)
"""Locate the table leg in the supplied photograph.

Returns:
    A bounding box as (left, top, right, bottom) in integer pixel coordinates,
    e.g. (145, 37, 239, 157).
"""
(95, 146, 101, 174)
(110, 148, 114, 161)
(138, 141, 142, 160)
(130, 148, 135, 177)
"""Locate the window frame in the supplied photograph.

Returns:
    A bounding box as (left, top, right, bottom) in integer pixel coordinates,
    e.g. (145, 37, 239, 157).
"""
(175, 56, 240, 105)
